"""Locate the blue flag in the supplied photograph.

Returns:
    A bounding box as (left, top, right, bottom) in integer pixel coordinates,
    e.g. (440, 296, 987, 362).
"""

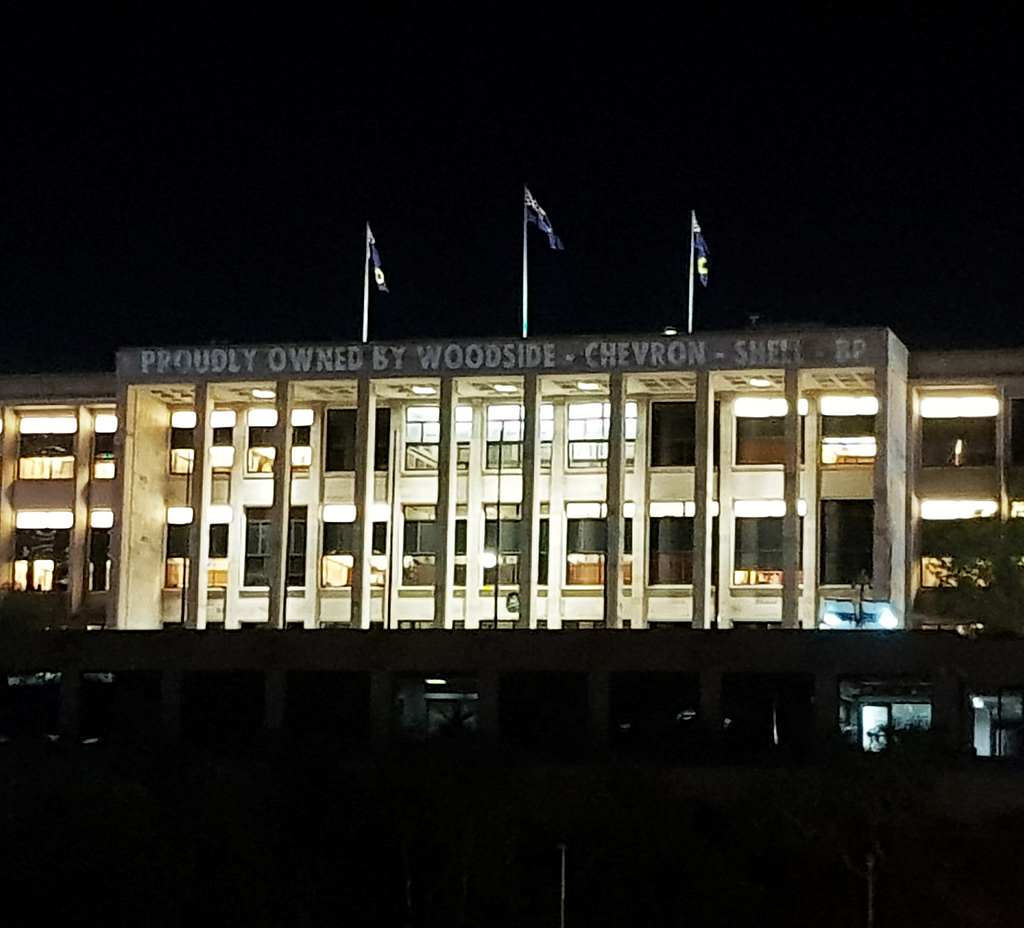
(693, 212, 709, 287)
(367, 225, 389, 292)
(525, 187, 564, 250)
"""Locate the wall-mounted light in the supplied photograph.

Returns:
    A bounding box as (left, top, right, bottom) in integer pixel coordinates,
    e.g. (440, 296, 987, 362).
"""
(291, 408, 314, 426)
(733, 397, 809, 417)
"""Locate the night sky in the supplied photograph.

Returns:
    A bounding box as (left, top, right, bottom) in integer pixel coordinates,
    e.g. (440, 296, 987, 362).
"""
(3, 4, 1023, 373)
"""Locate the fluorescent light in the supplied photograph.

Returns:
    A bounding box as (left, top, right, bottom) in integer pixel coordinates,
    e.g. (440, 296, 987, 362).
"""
(89, 510, 114, 529)
(878, 607, 899, 629)
(247, 408, 278, 427)
(411, 385, 436, 396)
(493, 384, 518, 393)
(623, 502, 635, 518)
(323, 504, 357, 523)
(166, 507, 194, 525)
(291, 408, 314, 426)
(577, 382, 601, 391)
(920, 396, 999, 418)
(16, 511, 74, 530)
(662, 326, 678, 336)
(170, 411, 197, 429)
(748, 377, 772, 387)
(207, 505, 233, 524)
(93, 414, 118, 433)
(372, 502, 391, 521)
(19, 416, 78, 434)
(566, 502, 605, 519)
(920, 499, 998, 520)
(820, 395, 879, 416)
(211, 410, 236, 428)
(252, 389, 276, 399)
(734, 499, 786, 518)
(480, 552, 497, 568)
(650, 501, 686, 518)
(734, 397, 787, 418)
(425, 678, 448, 686)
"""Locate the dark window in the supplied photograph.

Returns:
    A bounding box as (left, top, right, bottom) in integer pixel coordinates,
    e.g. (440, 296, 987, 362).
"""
(169, 423, 195, 475)
(292, 425, 311, 446)
(565, 518, 633, 585)
(244, 508, 272, 586)
(648, 516, 694, 584)
(287, 507, 307, 586)
(403, 509, 439, 586)
(207, 524, 230, 588)
(322, 521, 388, 588)
(821, 414, 877, 465)
(736, 416, 785, 465)
(88, 527, 112, 591)
(539, 518, 549, 585)
(734, 517, 803, 586)
(650, 402, 696, 466)
(13, 528, 71, 592)
(212, 426, 233, 446)
(325, 409, 357, 472)
(374, 408, 391, 471)
(165, 523, 190, 588)
(169, 426, 194, 451)
(208, 523, 229, 559)
(92, 431, 116, 479)
(820, 500, 874, 585)
(921, 417, 996, 467)
(454, 519, 468, 586)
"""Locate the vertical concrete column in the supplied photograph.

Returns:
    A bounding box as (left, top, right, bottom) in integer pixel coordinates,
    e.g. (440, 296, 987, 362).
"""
(463, 401, 485, 627)
(433, 379, 457, 628)
(997, 385, 1009, 520)
(370, 669, 393, 746)
(184, 383, 211, 629)
(716, 398, 735, 629)
(107, 385, 130, 628)
(350, 380, 377, 630)
(69, 408, 93, 617)
(801, 397, 821, 628)
(588, 669, 610, 750)
(814, 672, 839, 740)
(627, 397, 648, 628)
(605, 372, 626, 629)
(161, 670, 183, 743)
(58, 668, 81, 743)
(700, 670, 723, 734)
(477, 670, 500, 737)
(692, 371, 715, 629)
(782, 368, 800, 628)
(519, 374, 541, 629)
(267, 382, 294, 629)
(302, 403, 324, 629)
(547, 401, 568, 627)
(264, 670, 287, 731)
(386, 409, 404, 630)
(0, 407, 19, 590)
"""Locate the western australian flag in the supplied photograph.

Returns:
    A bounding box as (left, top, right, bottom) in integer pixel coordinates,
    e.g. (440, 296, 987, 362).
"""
(367, 225, 389, 292)
(525, 187, 564, 250)
(693, 212, 709, 287)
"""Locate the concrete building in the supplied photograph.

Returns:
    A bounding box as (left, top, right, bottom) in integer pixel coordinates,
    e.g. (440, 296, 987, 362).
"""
(0, 325, 1021, 634)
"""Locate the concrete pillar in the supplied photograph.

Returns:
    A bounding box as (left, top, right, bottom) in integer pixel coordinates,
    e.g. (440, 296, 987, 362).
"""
(69, 408, 93, 618)
(519, 374, 541, 629)
(463, 400, 485, 627)
(547, 401, 567, 628)
(588, 669, 610, 750)
(264, 670, 287, 731)
(801, 396, 820, 628)
(782, 368, 800, 628)
(997, 385, 1010, 520)
(161, 671, 183, 742)
(433, 379, 457, 627)
(0, 407, 19, 591)
(184, 383, 210, 629)
(58, 669, 81, 743)
(814, 672, 839, 738)
(477, 670, 500, 737)
(351, 380, 377, 630)
(692, 371, 715, 628)
(627, 395, 648, 628)
(267, 382, 294, 629)
(605, 372, 626, 628)
(370, 669, 393, 746)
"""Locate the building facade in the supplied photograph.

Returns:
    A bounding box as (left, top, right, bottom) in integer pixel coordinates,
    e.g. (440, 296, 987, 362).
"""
(0, 326, 1020, 634)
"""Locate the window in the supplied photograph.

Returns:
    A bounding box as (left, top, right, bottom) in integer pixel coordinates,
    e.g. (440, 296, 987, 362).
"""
(402, 506, 439, 586)
(565, 517, 633, 585)
(819, 396, 877, 465)
(648, 516, 694, 584)
(484, 504, 522, 586)
(247, 409, 278, 474)
(453, 519, 468, 586)
(921, 417, 996, 467)
(208, 523, 229, 588)
(291, 410, 313, 474)
(88, 526, 112, 591)
(321, 521, 388, 587)
(650, 402, 696, 467)
(374, 407, 391, 471)
(325, 409, 357, 472)
(169, 416, 195, 475)
(485, 405, 554, 469)
(287, 507, 307, 586)
(403, 407, 472, 470)
(733, 517, 803, 586)
(244, 508, 272, 586)
(92, 416, 117, 479)
(210, 410, 235, 471)
(820, 500, 874, 585)
(566, 402, 637, 467)
(734, 398, 806, 465)
(13, 528, 70, 592)
(165, 523, 190, 589)
(19, 433, 75, 480)
(538, 518, 549, 585)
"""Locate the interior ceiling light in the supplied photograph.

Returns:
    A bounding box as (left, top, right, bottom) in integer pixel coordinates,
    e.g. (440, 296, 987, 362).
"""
(252, 389, 276, 399)
(662, 326, 678, 336)
(493, 384, 518, 393)
(577, 382, 601, 391)
(411, 385, 437, 395)
(748, 377, 772, 387)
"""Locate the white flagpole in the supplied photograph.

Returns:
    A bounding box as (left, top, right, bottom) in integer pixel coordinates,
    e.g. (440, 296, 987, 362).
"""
(687, 210, 696, 335)
(522, 185, 529, 339)
(362, 222, 371, 344)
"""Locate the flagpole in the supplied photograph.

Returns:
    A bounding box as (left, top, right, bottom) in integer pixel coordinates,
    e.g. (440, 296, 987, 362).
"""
(522, 185, 529, 339)
(687, 210, 696, 335)
(362, 222, 371, 344)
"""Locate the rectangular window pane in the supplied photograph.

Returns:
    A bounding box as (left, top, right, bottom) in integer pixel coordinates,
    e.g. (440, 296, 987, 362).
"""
(325, 409, 357, 471)
(921, 418, 997, 467)
(244, 508, 272, 587)
(650, 403, 696, 467)
(648, 516, 694, 584)
(820, 500, 874, 585)
(287, 507, 307, 586)
(88, 527, 112, 591)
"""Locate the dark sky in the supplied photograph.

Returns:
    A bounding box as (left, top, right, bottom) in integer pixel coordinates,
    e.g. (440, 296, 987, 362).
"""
(3, 3, 1023, 373)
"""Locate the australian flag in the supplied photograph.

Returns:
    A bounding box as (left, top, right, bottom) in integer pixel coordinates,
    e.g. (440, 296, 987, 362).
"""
(693, 212, 709, 287)
(367, 225, 389, 292)
(525, 186, 564, 250)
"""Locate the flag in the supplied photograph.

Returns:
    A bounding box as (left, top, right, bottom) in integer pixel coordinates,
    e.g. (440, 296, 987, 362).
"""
(524, 187, 564, 250)
(693, 213, 709, 287)
(367, 225, 389, 292)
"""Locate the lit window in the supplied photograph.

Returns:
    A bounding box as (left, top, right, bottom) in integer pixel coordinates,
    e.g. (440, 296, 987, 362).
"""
(321, 522, 388, 587)
(207, 523, 230, 589)
(566, 402, 637, 467)
(291, 411, 312, 474)
(484, 504, 522, 586)
(165, 524, 190, 589)
(13, 524, 70, 593)
(733, 516, 803, 586)
(88, 525, 112, 592)
(19, 428, 75, 480)
(565, 516, 633, 585)
(648, 516, 694, 584)
(402, 505, 438, 586)
(211, 412, 235, 472)
(403, 407, 472, 471)
(485, 404, 554, 469)
(169, 414, 195, 475)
